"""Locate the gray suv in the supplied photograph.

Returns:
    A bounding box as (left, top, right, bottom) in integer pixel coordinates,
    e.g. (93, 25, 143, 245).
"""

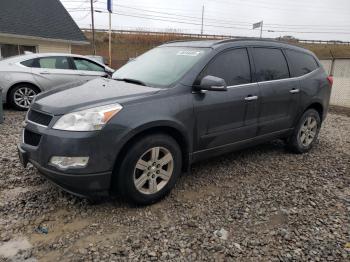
(18, 39, 332, 205)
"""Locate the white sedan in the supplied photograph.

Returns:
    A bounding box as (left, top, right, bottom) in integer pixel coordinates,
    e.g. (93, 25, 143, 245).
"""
(0, 53, 114, 110)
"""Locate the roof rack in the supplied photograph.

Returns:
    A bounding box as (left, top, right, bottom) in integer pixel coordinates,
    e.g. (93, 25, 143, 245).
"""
(212, 37, 281, 46)
(163, 39, 222, 45)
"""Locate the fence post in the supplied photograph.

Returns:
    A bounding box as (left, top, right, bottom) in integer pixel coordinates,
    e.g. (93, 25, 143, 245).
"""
(329, 49, 335, 76)
(0, 87, 3, 124)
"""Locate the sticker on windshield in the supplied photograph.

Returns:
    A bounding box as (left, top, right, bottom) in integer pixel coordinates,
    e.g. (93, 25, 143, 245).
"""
(176, 50, 203, 56)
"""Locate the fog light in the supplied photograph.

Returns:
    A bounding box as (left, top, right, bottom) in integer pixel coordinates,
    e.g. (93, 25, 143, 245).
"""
(49, 156, 89, 170)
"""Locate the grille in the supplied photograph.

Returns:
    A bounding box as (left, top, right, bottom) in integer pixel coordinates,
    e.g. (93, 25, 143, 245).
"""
(27, 110, 53, 126)
(24, 129, 41, 147)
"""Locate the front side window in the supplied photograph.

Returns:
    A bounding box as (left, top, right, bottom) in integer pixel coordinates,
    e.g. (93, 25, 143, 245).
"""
(113, 47, 209, 87)
(73, 58, 105, 72)
(252, 48, 289, 81)
(199, 48, 251, 86)
(285, 49, 319, 77)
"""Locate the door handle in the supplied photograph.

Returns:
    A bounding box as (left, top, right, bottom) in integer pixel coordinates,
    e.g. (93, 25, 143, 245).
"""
(244, 95, 258, 101)
(40, 71, 50, 74)
(290, 88, 300, 94)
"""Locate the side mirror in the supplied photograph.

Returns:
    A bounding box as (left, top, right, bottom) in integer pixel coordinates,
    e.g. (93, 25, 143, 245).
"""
(105, 68, 115, 76)
(197, 75, 227, 91)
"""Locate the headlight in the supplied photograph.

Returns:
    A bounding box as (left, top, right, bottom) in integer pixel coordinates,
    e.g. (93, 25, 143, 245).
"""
(53, 103, 122, 131)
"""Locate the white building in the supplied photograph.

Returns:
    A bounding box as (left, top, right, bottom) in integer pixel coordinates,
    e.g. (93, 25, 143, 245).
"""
(0, 0, 88, 59)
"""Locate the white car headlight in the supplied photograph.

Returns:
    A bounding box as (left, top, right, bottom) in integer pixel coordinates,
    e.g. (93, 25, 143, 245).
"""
(53, 103, 123, 131)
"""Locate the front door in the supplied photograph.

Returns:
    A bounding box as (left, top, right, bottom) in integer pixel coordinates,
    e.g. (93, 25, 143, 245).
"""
(31, 56, 79, 90)
(193, 48, 259, 152)
(250, 47, 300, 135)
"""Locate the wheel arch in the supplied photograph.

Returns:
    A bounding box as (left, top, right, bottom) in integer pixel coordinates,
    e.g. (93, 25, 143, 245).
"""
(6, 82, 41, 103)
(112, 123, 191, 182)
(304, 102, 324, 121)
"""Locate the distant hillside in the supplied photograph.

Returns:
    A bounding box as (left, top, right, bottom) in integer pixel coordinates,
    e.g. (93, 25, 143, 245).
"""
(72, 31, 350, 69)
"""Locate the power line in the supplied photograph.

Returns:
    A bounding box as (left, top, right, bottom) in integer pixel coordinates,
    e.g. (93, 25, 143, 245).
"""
(206, 0, 350, 14)
(92, 2, 350, 30)
(64, 1, 350, 36)
(92, 9, 350, 35)
(66, 0, 350, 29)
(95, 10, 252, 30)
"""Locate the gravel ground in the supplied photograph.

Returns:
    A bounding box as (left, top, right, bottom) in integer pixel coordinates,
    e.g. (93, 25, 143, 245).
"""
(0, 109, 349, 262)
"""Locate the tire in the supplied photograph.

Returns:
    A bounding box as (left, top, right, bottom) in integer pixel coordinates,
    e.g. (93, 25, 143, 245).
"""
(115, 133, 182, 205)
(9, 84, 39, 111)
(287, 109, 321, 153)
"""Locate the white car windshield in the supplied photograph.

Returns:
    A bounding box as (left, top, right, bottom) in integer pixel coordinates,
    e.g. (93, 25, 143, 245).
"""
(112, 47, 209, 88)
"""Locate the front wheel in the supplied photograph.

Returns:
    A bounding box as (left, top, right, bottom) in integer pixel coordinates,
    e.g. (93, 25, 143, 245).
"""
(9, 84, 39, 110)
(287, 109, 321, 153)
(115, 133, 182, 205)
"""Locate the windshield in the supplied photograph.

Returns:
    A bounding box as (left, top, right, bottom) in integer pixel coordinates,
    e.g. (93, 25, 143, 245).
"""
(112, 47, 209, 87)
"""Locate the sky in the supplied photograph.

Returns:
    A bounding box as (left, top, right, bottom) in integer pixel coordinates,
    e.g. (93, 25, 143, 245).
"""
(60, 0, 350, 41)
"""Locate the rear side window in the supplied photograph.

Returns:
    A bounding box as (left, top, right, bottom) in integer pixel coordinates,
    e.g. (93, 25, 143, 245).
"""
(26, 57, 71, 69)
(252, 48, 289, 81)
(285, 50, 319, 77)
(200, 48, 251, 86)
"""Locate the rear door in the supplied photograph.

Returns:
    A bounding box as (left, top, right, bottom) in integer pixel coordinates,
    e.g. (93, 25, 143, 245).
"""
(251, 47, 300, 135)
(30, 56, 79, 90)
(193, 48, 259, 151)
(71, 57, 108, 80)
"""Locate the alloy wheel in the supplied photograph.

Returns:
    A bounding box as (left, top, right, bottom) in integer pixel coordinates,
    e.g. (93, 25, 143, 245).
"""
(133, 146, 174, 195)
(14, 87, 37, 109)
(298, 116, 318, 147)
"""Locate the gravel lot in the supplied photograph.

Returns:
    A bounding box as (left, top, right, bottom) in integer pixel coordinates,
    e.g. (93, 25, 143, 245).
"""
(0, 109, 349, 261)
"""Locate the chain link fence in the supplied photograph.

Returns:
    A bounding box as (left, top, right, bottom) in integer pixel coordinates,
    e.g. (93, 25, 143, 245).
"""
(320, 59, 350, 108)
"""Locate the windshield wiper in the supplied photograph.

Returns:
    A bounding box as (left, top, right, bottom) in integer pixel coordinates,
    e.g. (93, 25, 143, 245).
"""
(115, 78, 147, 86)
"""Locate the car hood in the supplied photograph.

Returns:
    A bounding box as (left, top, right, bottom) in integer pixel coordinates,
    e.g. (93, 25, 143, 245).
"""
(31, 78, 162, 115)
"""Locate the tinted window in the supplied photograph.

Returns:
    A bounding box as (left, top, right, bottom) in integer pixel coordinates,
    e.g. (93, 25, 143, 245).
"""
(200, 48, 251, 86)
(73, 58, 105, 72)
(285, 50, 318, 77)
(31, 57, 71, 69)
(21, 59, 35, 67)
(252, 48, 289, 81)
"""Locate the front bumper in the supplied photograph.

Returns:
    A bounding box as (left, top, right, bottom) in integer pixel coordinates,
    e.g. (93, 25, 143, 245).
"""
(19, 116, 129, 198)
(18, 144, 111, 197)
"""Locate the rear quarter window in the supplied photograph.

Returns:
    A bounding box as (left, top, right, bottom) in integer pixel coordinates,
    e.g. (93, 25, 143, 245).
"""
(20, 59, 35, 67)
(285, 49, 319, 77)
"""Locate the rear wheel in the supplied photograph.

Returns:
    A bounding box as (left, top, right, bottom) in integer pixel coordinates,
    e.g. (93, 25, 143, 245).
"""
(9, 84, 39, 110)
(115, 133, 182, 205)
(287, 109, 321, 153)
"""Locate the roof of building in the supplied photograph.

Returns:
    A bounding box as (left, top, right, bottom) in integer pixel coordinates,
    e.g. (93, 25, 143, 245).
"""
(0, 0, 88, 44)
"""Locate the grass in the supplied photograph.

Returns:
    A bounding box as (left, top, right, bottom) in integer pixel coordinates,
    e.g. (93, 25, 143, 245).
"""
(72, 31, 350, 69)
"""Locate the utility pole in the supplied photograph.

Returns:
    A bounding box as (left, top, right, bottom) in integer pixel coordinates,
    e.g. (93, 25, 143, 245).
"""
(90, 0, 96, 55)
(201, 5, 204, 35)
(107, 0, 113, 66)
(260, 20, 263, 38)
(109, 11, 112, 66)
(329, 49, 335, 76)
